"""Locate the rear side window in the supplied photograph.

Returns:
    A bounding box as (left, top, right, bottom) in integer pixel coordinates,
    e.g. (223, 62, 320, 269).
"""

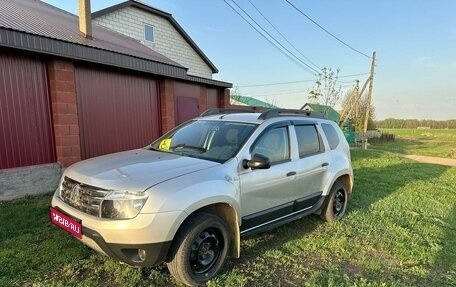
(321, 123, 340, 150)
(295, 125, 322, 157)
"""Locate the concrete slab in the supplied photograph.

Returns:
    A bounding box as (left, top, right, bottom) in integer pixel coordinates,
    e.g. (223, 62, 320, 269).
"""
(0, 163, 62, 201)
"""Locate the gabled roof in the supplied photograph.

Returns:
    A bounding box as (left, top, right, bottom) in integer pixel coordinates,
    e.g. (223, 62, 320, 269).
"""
(0, 0, 231, 88)
(92, 0, 219, 74)
(301, 103, 340, 122)
(232, 96, 279, 109)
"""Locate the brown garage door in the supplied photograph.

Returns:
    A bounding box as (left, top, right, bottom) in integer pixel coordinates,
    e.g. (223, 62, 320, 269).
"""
(0, 54, 55, 169)
(175, 81, 200, 125)
(75, 66, 160, 159)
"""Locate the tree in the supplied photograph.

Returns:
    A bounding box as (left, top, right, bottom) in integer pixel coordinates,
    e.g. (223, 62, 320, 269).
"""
(230, 84, 242, 105)
(308, 67, 342, 115)
(341, 88, 376, 132)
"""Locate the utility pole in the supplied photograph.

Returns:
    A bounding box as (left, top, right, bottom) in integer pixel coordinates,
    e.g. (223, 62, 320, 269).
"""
(362, 51, 376, 150)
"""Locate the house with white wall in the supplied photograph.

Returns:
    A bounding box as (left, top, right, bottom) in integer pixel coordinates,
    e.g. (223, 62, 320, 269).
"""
(92, 0, 217, 79)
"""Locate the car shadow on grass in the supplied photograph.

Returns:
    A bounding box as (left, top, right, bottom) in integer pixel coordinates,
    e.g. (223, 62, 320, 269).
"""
(349, 149, 449, 213)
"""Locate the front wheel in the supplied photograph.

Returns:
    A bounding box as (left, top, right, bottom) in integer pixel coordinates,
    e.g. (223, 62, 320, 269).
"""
(167, 213, 230, 286)
(320, 181, 348, 221)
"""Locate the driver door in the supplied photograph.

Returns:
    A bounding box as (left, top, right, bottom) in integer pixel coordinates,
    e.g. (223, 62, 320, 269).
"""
(239, 125, 298, 231)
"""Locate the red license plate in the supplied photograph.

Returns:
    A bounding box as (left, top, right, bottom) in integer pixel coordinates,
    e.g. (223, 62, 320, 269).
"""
(49, 206, 83, 239)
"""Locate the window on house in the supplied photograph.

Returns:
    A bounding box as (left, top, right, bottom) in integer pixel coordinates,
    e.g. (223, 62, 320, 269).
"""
(144, 24, 155, 42)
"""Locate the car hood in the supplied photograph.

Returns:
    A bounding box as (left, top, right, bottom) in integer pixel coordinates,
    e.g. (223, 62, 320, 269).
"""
(64, 149, 220, 191)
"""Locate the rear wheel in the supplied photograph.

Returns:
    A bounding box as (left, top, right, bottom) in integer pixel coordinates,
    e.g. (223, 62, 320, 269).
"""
(167, 213, 230, 286)
(320, 181, 348, 221)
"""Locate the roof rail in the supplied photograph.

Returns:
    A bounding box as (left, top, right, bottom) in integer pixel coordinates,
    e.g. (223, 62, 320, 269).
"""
(258, 109, 327, 120)
(200, 107, 264, 117)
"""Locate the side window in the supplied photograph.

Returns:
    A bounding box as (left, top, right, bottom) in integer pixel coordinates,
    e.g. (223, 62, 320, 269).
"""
(321, 123, 340, 150)
(295, 125, 322, 157)
(251, 127, 289, 165)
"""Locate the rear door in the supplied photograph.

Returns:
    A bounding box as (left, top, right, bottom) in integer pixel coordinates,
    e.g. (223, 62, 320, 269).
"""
(293, 123, 329, 202)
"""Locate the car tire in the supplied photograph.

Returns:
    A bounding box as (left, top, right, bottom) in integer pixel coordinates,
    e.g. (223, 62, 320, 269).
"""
(320, 180, 348, 221)
(167, 213, 230, 286)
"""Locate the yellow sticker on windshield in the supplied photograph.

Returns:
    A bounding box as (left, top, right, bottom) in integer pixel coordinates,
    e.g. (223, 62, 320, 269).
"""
(159, 139, 172, 150)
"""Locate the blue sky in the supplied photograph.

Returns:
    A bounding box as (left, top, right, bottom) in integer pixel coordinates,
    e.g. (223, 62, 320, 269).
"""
(43, 0, 456, 120)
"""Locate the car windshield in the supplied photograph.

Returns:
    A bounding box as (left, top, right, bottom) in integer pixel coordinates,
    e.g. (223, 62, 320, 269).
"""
(150, 120, 257, 163)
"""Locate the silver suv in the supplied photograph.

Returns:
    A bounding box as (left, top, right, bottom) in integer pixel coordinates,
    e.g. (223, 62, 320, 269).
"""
(50, 109, 353, 286)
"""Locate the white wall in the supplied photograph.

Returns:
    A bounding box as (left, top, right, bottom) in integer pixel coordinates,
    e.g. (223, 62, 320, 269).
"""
(94, 6, 213, 79)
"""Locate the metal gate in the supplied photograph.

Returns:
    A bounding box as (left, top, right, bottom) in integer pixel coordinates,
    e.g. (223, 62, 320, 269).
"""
(175, 81, 200, 124)
(0, 54, 55, 169)
(75, 66, 160, 159)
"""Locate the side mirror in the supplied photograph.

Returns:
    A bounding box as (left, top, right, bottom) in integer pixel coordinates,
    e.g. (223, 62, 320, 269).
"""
(242, 153, 271, 170)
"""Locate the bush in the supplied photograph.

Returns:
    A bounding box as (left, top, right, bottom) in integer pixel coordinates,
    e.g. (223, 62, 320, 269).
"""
(370, 132, 395, 143)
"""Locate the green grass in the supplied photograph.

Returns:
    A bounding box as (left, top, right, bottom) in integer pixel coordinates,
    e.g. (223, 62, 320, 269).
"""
(371, 128, 456, 158)
(1, 150, 456, 286)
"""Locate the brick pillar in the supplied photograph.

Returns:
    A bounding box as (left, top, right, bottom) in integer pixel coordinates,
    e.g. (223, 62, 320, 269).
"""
(159, 79, 175, 134)
(199, 85, 207, 114)
(48, 60, 81, 167)
(220, 88, 231, 108)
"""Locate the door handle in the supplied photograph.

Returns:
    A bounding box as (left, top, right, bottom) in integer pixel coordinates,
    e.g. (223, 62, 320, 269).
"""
(286, 171, 297, 177)
(321, 162, 329, 167)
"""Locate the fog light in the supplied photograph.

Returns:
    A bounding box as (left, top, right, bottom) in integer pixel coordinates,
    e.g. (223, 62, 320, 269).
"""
(138, 249, 146, 261)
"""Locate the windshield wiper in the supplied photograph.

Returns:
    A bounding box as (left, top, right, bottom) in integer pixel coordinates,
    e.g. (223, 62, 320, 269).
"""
(171, 144, 206, 153)
(147, 145, 161, 151)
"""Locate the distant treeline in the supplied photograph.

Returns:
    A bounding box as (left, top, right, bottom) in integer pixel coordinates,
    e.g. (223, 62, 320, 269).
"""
(375, 118, 456, 129)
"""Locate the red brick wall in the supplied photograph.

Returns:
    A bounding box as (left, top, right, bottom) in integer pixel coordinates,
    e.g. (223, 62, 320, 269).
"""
(222, 88, 231, 108)
(47, 60, 81, 167)
(199, 86, 207, 114)
(159, 78, 176, 134)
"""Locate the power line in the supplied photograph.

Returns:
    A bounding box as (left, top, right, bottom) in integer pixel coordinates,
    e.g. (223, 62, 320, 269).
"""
(238, 72, 370, 88)
(246, 0, 320, 70)
(229, 0, 319, 74)
(338, 72, 370, 78)
(248, 89, 312, 97)
(284, 0, 371, 59)
(224, 0, 319, 75)
(239, 79, 316, 88)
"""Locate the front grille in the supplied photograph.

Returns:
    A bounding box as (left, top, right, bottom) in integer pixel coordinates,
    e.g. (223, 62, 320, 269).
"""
(60, 176, 110, 217)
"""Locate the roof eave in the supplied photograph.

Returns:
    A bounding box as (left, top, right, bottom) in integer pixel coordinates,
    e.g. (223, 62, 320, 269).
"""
(0, 28, 230, 88)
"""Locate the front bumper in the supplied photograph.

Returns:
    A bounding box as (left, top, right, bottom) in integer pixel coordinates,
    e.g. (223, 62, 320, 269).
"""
(83, 226, 171, 267)
(51, 192, 183, 267)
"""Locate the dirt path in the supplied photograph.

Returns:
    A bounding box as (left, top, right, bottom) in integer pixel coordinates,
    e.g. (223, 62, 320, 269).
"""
(393, 153, 456, 167)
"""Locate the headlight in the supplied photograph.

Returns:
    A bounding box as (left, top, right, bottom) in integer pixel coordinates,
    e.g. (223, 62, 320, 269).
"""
(100, 191, 148, 219)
